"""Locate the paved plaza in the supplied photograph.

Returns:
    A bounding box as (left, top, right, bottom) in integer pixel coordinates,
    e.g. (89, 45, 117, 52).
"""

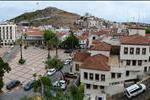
(2, 46, 70, 92)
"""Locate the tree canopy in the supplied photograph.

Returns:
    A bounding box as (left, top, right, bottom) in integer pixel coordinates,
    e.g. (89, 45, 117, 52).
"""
(146, 27, 150, 34)
(0, 57, 11, 91)
(62, 32, 80, 49)
(45, 57, 64, 70)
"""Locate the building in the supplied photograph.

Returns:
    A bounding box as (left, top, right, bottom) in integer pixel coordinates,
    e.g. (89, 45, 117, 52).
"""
(25, 28, 44, 45)
(0, 23, 17, 45)
(128, 26, 146, 36)
(76, 35, 150, 100)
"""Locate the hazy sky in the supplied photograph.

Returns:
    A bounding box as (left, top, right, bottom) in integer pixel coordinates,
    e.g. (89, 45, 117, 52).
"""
(0, 1, 150, 23)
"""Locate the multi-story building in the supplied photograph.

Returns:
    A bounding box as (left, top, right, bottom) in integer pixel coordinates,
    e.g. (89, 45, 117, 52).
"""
(0, 23, 17, 45)
(73, 34, 150, 100)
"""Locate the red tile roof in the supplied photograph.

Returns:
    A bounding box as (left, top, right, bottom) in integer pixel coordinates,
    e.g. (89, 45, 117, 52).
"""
(120, 35, 149, 45)
(81, 54, 110, 71)
(73, 51, 91, 62)
(91, 30, 110, 36)
(128, 26, 145, 30)
(26, 29, 44, 36)
(91, 41, 111, 51)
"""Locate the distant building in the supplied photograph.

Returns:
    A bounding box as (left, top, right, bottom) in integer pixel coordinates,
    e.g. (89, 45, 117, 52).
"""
(0, 23, 17, 45)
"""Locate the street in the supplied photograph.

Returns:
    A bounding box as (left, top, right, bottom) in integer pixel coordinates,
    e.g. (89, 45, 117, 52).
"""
(111, 76, 150, 100)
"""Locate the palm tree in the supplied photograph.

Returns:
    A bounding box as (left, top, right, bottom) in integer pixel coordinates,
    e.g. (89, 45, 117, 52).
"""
(16, 36, 25, 64)
(45, 57, 64, 80)
(68, 84, 84, 100)
(53, 36, 60, 58)
(33, 76, 52, 99)
(43, 30, 57, 59)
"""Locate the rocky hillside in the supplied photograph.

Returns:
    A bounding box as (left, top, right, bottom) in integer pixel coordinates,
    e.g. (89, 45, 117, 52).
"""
(10, 7, 80, 27)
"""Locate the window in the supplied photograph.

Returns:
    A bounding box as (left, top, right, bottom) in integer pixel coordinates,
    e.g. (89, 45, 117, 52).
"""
(111, 73, 115, 79)
(126, 60, 131, 66)
(89, 73, 93, 80)
(124, 47, 128, 54)
(130, 48, 134, 54)
(75, 64, 79, 71)
(100, 86, 104, 89)
(86, 84, 91, 89)
(117, 73, 121, 78)
(132, 60, 136, 66)
(126, 71, 130, 76)
(95, 74, 99, 81)
(149, 57, 150, 62)
(84, 72, 88, 79)
(101, 74, 105, 81)
(93, 85, 98, 89)
(138, 60, 142, 66)
(142, 48, 146, 55)
(136, 48, 140, 54)
(144, 67, 147, 72)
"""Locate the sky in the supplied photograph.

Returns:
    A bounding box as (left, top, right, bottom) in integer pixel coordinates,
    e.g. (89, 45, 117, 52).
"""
(0, 1, 150, 23)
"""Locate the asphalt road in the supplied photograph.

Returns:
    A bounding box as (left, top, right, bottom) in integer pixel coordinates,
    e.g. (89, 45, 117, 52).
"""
(111, 76, 150, 100)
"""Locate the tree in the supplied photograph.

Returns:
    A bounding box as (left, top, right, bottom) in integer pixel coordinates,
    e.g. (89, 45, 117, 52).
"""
(0, 57, 11, 91)
(53, 36, 61, 58)
(16, 36, 25, 64)
(43, 30, 57, 59)
(146, 27, 150, 34)
(62, 32, 80, 50)
(33, 76, 52, 99)
(45, 57, 64, 79)
(68, 84, 84, 100)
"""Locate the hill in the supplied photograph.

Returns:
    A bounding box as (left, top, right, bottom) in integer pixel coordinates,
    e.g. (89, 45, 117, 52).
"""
(10, 7, 80, 27)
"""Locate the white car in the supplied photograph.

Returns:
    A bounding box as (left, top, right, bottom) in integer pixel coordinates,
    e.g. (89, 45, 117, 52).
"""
(64, 60, 70, 65)
(124, 83, 146, 99)
(53, 80, 67, 90)
(47, 68, 56, 76)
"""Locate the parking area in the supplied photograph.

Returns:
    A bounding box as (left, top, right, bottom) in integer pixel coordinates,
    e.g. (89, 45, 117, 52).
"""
(3, 46, 71, 92)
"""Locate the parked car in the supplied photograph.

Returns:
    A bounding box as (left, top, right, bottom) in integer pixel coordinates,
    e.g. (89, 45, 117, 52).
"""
(24, 80, 36, 91)
(124, 83, 146, 99)
(64, 72, 77, 78)
(64, 49, 72, 53)
(47, 68, 56, 76)
(6, 80, 21, 90)
(64, 60, 70, 65)
(53, 80, 67, 90)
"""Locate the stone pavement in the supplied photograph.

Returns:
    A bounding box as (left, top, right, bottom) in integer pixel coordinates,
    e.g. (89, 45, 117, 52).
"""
(3, 46, 70, 92)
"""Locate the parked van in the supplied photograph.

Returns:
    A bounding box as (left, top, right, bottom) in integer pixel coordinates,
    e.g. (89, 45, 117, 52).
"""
(124, 83, 146, 99)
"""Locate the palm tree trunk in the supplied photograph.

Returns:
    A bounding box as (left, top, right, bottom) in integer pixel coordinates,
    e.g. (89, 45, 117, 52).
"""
(20, 44, 23, 59)
(56, 46, 58, 58)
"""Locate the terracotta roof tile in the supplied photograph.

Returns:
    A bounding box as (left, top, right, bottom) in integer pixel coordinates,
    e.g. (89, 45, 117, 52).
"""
(91, 41, 111, 51)
(81, 54, 110, 71)
(121, 35, 149, 45)
(26, 29, 44, 36)
(74, 51, 91, 62)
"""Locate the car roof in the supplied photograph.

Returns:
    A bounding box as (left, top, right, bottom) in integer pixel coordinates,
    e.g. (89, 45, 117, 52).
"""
(126, 84, 140, 92)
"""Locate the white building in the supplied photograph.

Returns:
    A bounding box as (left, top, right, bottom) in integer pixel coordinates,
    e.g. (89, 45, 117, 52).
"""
(76, 35, 150, 100)
(128, 26, 146, 36)
(0, 23, 17, 45)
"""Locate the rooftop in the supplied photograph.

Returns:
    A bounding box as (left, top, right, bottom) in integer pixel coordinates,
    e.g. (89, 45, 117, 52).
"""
(120, 35, 149, 45)
(81, 54, 110, 71)
(91, 40, 111, 51)
(73, 51, 91, 62)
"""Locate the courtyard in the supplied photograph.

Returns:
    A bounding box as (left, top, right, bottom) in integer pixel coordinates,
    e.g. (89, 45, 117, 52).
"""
(2, 46, 71, 92)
